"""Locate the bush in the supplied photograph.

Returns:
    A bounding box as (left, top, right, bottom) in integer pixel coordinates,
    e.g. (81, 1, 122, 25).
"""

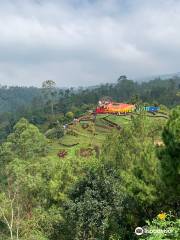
(140, 213, 180, 240)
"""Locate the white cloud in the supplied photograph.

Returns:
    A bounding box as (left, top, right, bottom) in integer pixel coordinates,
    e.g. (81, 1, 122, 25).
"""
(0, 0, 179, 87)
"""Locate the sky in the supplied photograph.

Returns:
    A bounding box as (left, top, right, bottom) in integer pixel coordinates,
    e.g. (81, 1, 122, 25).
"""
(0, 0, 179, 87)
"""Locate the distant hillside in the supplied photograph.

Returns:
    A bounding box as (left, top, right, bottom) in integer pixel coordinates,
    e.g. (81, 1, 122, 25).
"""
(0, 76, 179, 114)
(0, 86, 40, 112)
(158, 72, 180, 79)
(137, 72, 180, 82)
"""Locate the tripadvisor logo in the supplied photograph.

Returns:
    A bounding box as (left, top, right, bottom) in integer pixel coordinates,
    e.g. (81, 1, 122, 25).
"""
(135, 227, 144, 235)
(135, 226, 173, 236)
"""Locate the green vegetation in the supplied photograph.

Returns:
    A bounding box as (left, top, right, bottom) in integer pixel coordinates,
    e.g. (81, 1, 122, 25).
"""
(140, 213, 180, 240)
(0, 76, 179, 142)
(0, 78, 179, 239)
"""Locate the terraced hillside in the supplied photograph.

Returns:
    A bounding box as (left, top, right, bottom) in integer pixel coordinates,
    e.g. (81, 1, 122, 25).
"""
(47, 111, 168, 161)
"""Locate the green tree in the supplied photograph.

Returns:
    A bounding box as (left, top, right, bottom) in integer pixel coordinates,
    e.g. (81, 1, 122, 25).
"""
(65, 111, 74, 121)
(65, 167, 122, 240)
(42, 80, 57, 115)
(0, 186, 20, 240)
(0, 119, 52, 239)
(158, 106, 180, 207)
(45, 121, 64, 139)
(101, 113, 162, 238)
(6, 118, 48, 159)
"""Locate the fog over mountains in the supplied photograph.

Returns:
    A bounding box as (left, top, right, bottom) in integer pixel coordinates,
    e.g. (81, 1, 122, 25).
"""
(0, 0, 179, 87)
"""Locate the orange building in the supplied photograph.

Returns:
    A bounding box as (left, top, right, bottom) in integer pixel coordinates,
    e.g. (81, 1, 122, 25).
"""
(95, 101, 135, 114)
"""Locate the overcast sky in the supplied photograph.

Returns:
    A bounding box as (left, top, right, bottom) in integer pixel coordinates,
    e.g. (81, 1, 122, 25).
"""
(0, 0, 179, 87)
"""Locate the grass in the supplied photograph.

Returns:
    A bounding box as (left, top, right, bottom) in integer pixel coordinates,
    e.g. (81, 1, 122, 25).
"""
(106, 115, 131, 126)
(47, 111, 168, 161)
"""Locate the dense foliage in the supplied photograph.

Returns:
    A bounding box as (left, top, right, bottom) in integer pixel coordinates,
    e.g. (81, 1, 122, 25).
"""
(0, 76, 179, 142)
(0, 78, 179, 239)
(0, 77, 180, 114)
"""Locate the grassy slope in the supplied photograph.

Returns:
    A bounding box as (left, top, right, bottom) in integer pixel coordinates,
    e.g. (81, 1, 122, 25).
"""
(47, 112, 168, 160)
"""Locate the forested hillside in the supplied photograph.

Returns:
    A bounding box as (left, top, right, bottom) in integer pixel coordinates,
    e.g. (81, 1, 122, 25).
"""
(0, 78, 179, 240)
(0, 76, 180, 113)
(0, 86, 40, 113)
